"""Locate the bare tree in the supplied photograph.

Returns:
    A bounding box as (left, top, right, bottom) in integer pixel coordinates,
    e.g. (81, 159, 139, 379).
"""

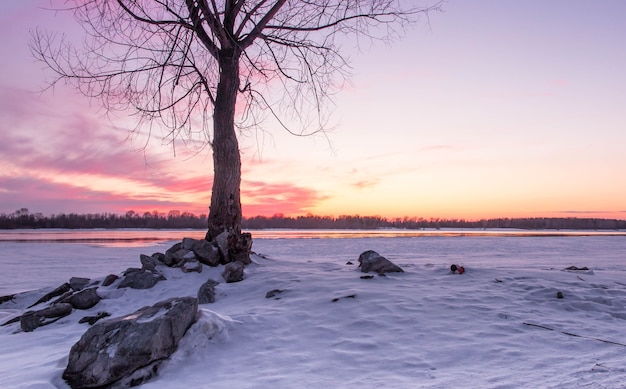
(32, 0, 440, 261)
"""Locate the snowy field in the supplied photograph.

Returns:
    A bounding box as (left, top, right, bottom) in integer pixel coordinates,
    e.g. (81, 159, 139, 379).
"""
(1, 231, 626, 388)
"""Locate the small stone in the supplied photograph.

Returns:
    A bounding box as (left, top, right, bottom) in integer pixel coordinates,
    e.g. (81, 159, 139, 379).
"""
(102, 274, 119, 287)
(265, 289, 285, 299)
(79, 312, 111, 325)
(557, 291, 564, 299)
(197, 279, 219, 304)
(69, 277, 91, 291)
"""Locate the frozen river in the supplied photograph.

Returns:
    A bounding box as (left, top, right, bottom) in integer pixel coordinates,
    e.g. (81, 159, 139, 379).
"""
(1, 229, 625, 295)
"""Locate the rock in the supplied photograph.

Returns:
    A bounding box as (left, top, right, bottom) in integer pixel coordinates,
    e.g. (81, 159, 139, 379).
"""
(69, 277, 91, 291)
(51, 290, 74, 305)
(193, 239, 221, 267)
(164, 243, 187, 267)
(102, 274, 119, 287)
(118, 268, 165, 289)
(63, 297, 198, 389)
(214, 231, 230, 263)
(140, 254, 162, 271)
(68, 287, 101, 310)
(0, 294, 15, 305)
(265, 289, 284, 299)
(181, 237, 198, 250)
(79, 312, 111, 325)
(180, 259, 203, 273)
(358, 250, 404, 274)
(222, 261, 245, 283)
(197, 279, 220, 304)
(331, 294, 357, 303)
(20, 303, 73, 332)
(28, 283, 71, 308)
(151, 252, 166, 264)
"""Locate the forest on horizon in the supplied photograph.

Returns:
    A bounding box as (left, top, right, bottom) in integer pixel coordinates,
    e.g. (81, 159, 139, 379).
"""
(1, 208, 625, 230)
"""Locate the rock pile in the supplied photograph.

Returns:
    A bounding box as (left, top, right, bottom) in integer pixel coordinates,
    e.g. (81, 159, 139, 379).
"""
(0, 234, 253, 388)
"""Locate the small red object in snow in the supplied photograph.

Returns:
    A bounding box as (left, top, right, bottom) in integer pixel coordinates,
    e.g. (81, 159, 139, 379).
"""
(457, 266, 465, 274)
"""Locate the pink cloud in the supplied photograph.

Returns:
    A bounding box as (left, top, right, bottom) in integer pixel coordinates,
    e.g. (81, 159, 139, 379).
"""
(0, 176, 208, 215)
(242, 180, 329, 216)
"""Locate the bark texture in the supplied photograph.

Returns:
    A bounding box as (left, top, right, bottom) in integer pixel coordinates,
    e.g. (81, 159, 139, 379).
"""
(207, 49, 243, 242)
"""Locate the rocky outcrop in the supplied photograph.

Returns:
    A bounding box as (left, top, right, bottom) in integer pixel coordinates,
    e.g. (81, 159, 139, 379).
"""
(358, 250, 404, 274)
(63, 297, 198, 389)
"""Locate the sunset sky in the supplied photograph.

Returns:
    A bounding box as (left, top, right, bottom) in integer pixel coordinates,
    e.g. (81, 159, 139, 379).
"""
(1, 1, 625, 220)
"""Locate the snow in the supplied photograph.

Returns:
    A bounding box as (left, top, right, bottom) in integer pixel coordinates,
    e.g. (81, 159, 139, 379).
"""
(2, 232, 626, 388)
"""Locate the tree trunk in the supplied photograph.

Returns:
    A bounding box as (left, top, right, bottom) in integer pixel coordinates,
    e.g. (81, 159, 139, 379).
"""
(205, 48, 252, 263)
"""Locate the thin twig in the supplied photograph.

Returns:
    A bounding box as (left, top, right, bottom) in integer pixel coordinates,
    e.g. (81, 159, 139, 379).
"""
(523, 322, 626, 347)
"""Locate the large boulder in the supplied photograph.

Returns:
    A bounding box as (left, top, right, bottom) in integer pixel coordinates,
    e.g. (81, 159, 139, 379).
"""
(358, 250, 404, 274)
(191, 239, 221, 267)
(63, 297, 198, 389)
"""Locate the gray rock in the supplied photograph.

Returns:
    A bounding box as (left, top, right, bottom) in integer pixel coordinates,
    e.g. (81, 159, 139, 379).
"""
(214, 231, 230, 263)
(181, 237, 198, 250)
(265, 289, 285, 299)
(0, 294, 15, 305)
(222, 261, 245, 283)
(358, 250, 404, 274)
(69, 277, 91, 291)
(79, 312, 111, 325)
(63, 297, 198, 389)
(118, 268, 165, 289)
(28, 283, 71, 308)
(102, 274, 119, 287)
(180, 259, 203, 273)
(193, 239, 221, 267)
(163, 242, 185, 267)
(68, 287, 101, 310)
(197, 279, 219, 304)
(151, 252, 166, 264)
(140, 254, 161, 272)
(20, 303, 73, 332)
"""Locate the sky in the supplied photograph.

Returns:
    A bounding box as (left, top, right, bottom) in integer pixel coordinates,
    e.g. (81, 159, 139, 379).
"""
(1, 0, 625, 221)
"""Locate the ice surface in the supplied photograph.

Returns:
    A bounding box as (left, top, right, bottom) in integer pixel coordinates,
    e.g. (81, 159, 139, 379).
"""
(1, 233, 626, 388)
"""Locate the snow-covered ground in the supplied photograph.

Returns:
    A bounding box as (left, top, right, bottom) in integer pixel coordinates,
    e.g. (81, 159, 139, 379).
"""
(1, 233, 626, 388)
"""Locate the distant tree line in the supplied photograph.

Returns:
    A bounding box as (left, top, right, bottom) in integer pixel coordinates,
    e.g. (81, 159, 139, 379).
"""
(1, 208, 625, 230)
(0, 208, 207, 229)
